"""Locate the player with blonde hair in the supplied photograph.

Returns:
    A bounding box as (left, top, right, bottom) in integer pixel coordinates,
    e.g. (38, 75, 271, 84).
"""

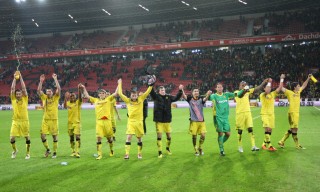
(82, 86, 118, 160)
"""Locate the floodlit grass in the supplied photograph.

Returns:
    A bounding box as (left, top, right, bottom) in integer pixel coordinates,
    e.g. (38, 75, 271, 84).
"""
(0, 106, 319, 192)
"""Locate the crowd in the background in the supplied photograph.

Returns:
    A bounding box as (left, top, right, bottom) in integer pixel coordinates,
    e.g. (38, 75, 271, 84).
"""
(1, 43, 320, 104)
(180, 43, 320, 99)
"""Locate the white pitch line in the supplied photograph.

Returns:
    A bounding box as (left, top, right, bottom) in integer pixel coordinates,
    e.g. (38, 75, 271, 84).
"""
(313, 106, 320, 111)
(299, 132, 320, 134)
(253, 115, 260, 120)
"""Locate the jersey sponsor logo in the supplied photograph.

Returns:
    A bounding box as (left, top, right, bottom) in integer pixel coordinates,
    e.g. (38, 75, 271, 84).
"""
(216, 100, 228, 104)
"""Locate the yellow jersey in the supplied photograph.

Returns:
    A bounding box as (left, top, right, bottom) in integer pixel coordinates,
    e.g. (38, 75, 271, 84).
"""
(110, 97, 116, 120)
(234, 88, 254, 113)
(41, 94, 60, 120)
(11, 94, 29, 121)
(260, 91, 277, 115)
(89, 96, 114, 120)
(119, 84, 152, 122)
(66, 100, 82, 123)
(285, 88, 301, 113)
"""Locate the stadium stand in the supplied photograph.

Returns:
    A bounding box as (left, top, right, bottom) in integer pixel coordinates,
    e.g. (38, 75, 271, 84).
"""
(1, 9, 320, 103)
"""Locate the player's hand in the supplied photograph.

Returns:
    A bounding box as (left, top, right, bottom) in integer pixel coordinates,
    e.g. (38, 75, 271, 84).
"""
(52, 73, 57, 79)
(207, 90, 212, 95)
(147, 75, 156, 86)
(280, 74, 285, 79)
(118, 78, 122, 84)
(14, 71, 21, 79)
(78, 83, 84, 89)
(14, 71, 21, 76)
(179, 84, 184, 90)
(40, 74, 45, 82)
(263, 78, 269, 83)
(268, 78, 272, 82)
(308, 74, 312, 78)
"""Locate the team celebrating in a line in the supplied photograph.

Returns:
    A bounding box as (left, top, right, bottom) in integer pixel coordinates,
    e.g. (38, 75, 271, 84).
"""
(9, 71, 312, 160)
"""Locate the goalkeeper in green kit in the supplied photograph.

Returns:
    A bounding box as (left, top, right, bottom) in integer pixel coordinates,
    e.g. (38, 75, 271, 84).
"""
(209, 83, 235, 156)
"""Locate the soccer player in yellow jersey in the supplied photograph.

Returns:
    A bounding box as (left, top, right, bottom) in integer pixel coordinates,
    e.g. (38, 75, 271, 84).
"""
(106, 90, 121, 142)
(64, 84, 83, 158)
(260, 74, 285, 151)
(117, 77, 154, 160)
(234, 78, 268, 153)
(82, 85, 118, 160)
(278, 74, 312, 149)
(10, 71, 31, 160)
(37, 73, 61, 158)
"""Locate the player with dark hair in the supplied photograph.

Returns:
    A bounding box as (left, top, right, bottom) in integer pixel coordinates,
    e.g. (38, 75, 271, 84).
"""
(182, 87, 211, 156)
(260, 74, 285, 151)
(64, 84, 83, 158)
(209, 83, 234, 156)
(278, 74, 312, 149)
(82, 86, 118, 160)
(150, 85, 183, 158)
(37, 73, 61, 158)
(10, 71, 31, 159)
(118, 76, 155, 159)
(234, 78, 268, 153)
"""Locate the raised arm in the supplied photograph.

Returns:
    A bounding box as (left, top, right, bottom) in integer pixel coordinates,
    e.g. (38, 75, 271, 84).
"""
(52, 73, 61, 97)
(150, 87, 158, 100)
(117, 78, 130, 102)
(237, 89, 247, 98)
(80, 84, 90, 99)
(300, 74, 312, 91)
(37, 74, 45, 96)
(171, 84, 183, 102)
(19, 72, 28, 97)
(253, 78, 269, 93)
(112, 84, 119, 97)
(203, 90, 212, 102)
(181, 88, 187, 100)
(140, 86, 153, 100)
(11, 73, 17, 96)
(63, 92, 69, 109)
(78, 83, 83, 103)
(276, 74, 285, 93)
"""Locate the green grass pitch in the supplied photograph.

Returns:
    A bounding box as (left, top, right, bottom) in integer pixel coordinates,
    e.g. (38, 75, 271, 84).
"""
(0, 106, 319, 192)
